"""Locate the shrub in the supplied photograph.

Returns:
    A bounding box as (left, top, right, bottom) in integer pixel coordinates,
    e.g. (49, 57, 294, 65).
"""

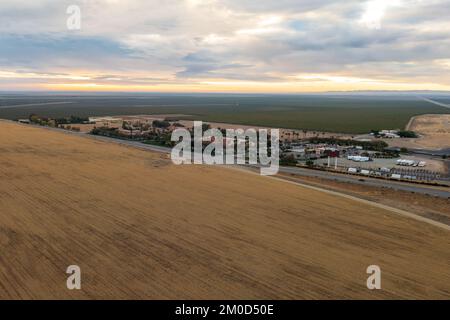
(397, 131, 418, 138)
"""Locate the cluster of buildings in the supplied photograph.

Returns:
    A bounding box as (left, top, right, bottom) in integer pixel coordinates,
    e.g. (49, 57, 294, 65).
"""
(81, 116, 442, 182)
(376, 130, 401, 139)
(280, 139, 442, 182)
(89, 116, 184, 138)
(283, 143, 368, 161)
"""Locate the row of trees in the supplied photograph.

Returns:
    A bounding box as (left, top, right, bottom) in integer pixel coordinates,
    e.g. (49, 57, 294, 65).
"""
(308, 137, 389, 152)
(370, 129, 418, 138)
(397, 130, 418, 138)
(28, 114, 89, 126)
(91, 127, 131, 139)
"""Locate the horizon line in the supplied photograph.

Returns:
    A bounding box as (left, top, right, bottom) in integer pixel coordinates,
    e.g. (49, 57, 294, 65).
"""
(1, 89, 450, 96)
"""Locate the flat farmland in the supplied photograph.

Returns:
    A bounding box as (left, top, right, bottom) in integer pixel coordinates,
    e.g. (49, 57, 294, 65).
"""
(386, 114, 450, 150)
(0, 121, 449, 299)
(408, 114, 450, 149)
(2, 94, 450, 133)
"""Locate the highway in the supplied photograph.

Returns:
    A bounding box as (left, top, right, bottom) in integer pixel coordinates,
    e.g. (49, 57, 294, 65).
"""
(8, 121, 450, 199)
(420, 97, 450, 109)
(410, 147, 450, 157)
(84, 131, 450, 199)
(0, 101, 75, 109)
(276, 166, 450, 198)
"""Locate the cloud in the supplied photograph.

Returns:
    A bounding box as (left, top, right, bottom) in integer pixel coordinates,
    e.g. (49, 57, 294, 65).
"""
(0, 0, 449, 92)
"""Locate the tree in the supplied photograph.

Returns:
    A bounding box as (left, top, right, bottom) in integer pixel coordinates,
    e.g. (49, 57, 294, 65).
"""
(280, 154, 297, 166)
(397, 131, 418, 138)
(302, 129, 308, 138)
(306, 160, 314, 167)
(29, 114, 40, 123)
(122, 121, 134, 139)
(152, 120, 171, 128)
(309, 137, 388, 152)
(202, 123, 211, 132)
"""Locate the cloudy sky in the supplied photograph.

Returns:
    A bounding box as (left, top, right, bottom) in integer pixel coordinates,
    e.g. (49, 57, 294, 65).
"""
(1, 0, 450, 92)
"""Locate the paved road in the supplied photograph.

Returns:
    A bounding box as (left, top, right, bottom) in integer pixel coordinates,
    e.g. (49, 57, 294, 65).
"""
(0, 101, 75, 109)
(7, 121, 450, 199)
(86, 132, 450, 199)
(420, 97, 450, 109)
(409, 147, 450, 157)
(235, 168, 450, 231)
(276, 166, 450, 198)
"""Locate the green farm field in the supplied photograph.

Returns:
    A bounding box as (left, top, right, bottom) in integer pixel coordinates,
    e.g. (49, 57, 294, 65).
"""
(1, 93, 449, 133)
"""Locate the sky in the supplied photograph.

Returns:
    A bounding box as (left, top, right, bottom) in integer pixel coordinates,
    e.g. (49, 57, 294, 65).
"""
(1, 0, 450, 93)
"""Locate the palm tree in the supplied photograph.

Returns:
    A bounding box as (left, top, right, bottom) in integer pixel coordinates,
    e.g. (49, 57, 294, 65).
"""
(122, 121, 133, 139)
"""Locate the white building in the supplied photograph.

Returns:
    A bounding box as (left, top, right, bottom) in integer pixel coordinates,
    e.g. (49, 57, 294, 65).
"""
(396, 159, 415, 166)
(347, 155, 370, 162)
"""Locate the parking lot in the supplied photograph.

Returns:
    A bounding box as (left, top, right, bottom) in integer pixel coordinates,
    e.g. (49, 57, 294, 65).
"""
(314, 156, 446, 182)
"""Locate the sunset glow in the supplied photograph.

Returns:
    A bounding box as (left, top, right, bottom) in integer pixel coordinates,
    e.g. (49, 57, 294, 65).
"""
(1, 0, 449, 93)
